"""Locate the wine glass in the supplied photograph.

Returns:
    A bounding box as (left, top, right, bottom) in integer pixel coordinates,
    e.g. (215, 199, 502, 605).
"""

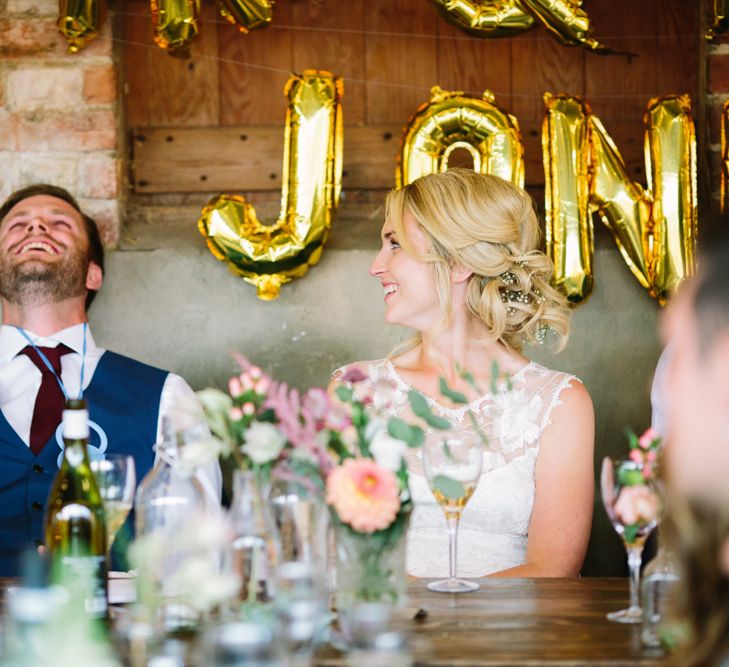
(422, 431, 483, 593)
(600, 456, 659, 623)
(90, 454, 136, 553)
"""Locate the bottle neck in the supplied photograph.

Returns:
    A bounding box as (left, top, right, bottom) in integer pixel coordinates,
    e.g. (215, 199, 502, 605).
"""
(62, 438, 89, 467)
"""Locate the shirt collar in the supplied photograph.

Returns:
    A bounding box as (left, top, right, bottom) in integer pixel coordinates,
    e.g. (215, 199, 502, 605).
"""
(0, 323, 98, 360)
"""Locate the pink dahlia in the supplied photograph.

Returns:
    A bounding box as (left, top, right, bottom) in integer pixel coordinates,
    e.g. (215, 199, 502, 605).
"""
(326, 458, 400, 533)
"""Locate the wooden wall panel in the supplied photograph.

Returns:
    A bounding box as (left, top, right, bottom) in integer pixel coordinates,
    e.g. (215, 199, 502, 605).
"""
(122, 0, 701, 195)
(364, 0, 438, 124)
(435, 18, 512, 109)
(217, 3, 293, 125)
(291, 0, 366, 126)
(122, 0, 220, 127)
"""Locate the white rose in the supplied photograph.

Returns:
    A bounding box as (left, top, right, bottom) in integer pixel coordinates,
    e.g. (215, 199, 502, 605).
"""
(369, 427, 408, 473)
(242, 421, 286, 465)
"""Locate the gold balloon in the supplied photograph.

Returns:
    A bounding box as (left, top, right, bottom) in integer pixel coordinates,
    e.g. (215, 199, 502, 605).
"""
(198, 71, 343, 301)
(707, 0, 729, 39)
(543, 93, 697, 305)
(542, 94, 593, 303)
(428, 0, 535, 37)
(397, 86, 524, 188)
(429, 0, 607, 51)
(519, 0, 607, 52)
(58, 0, 102, 53)
(151, 0, 201, 58)
(217, 0, 274, 33)
(722, 99, 729, 214)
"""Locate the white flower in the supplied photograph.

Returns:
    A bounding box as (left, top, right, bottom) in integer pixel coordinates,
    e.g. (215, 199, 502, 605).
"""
(369, 425, 409, 473)
(178, 435, 227, 474)
(242, 421, 286, 465)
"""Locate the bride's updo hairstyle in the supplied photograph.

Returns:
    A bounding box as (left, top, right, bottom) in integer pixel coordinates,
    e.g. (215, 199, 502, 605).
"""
(385, 168, 570, 351)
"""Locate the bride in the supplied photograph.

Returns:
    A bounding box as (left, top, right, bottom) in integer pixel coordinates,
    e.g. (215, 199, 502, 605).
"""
(335, 168, 594, 577)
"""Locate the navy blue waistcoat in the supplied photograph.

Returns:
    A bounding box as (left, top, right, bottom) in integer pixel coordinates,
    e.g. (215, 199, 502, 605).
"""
(0, 351, 168, 576)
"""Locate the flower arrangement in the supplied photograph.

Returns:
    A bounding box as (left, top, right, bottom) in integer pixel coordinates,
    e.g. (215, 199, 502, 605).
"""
(612, 427, 663, 545)
(196, 356, 346, 488)
(196, 357, 489, 608)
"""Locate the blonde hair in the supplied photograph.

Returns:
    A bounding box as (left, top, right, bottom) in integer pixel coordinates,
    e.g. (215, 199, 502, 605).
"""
(385, 168, 570, 351)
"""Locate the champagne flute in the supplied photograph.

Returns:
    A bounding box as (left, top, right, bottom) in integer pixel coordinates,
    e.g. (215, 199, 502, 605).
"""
(90, 454, 136, 553)
(600, 456, 659, 623)
(422, 431, 482, 593)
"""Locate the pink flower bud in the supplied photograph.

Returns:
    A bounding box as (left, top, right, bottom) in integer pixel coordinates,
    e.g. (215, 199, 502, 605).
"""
(229, 407, 243, 421)
(249, 366, 262, 380)
(646, 450, 657, 463)
(242, 402, 256, 416)
(241, 374, 254, 392)
(638, 427, 660, 450)
(228, 377, 243, 397)
(255, 377, 270, 395)
(629, 449, 643, 464)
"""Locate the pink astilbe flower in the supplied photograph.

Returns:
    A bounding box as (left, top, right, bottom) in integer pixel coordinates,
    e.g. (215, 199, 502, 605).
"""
(614, 484, 659, 526)
(326, 458, 400, 533)
(340, 365, 368, 384)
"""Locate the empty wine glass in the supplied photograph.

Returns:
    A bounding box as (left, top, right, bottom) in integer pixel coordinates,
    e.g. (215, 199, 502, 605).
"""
(90, 454, 136, 552)
(422, 431, 482, 593)
(600, 456, 659, 623)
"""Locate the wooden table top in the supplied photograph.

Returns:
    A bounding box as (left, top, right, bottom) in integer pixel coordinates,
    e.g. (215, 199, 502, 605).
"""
(315, 577, 671, 667)
(1, 577, 672, 666)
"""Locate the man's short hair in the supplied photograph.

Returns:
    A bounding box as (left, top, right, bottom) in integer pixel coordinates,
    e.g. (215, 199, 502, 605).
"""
(0, 184, 105, 309)
(693, 221, 729, 352)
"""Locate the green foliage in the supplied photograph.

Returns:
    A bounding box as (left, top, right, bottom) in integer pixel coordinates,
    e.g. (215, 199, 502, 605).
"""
(387, 417, 425, 447)
(623, 523, 639, 545)
(438, 377, 468, 405)
(408, 390, 452, 430)
(432, 473, 465, 500)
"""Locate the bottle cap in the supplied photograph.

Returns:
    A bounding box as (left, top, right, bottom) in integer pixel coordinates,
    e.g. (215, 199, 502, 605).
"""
(62, 406, 89, 439)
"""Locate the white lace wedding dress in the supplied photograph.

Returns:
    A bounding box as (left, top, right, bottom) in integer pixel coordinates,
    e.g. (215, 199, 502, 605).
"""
(348, 359, 577, 578)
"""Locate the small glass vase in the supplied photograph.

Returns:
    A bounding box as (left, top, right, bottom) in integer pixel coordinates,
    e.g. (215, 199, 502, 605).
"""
(333, 509, 410, 642)
(269, 478, 329, 568)
(641, 538, 680, 650)
(228, 469, 282, 605)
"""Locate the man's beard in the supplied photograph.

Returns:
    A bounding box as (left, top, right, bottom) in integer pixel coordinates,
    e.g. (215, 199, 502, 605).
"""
(0, 247, 89, 306)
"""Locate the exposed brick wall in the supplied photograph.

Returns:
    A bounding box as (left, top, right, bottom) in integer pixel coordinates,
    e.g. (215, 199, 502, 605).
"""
(0, 0, 121, 244)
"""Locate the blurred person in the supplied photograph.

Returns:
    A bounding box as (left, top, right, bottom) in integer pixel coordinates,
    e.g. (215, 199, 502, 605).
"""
(663, 223, 729, 666)
(0, 184, 222, 576)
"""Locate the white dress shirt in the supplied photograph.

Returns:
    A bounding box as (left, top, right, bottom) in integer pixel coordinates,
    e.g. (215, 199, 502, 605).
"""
(0, 323, 222, 508)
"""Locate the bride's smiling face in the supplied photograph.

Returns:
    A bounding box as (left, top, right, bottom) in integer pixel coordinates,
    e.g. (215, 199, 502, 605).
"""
(369, 211, 441, 331)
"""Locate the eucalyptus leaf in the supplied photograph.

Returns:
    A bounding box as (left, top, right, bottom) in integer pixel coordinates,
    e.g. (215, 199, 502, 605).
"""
(387, 418, 425, 447)
(432, 474, 465, 500)
(408, 391, 452, 430)
(623, 523, 639, 545)
(438, 378, 468, 405)
(335, 385, 353, 403)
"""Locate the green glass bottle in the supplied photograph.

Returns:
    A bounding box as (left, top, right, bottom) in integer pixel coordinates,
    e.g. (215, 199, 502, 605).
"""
(44, 399, 108, 618)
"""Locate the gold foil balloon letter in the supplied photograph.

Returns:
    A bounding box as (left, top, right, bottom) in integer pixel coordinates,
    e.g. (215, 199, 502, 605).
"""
(198, 71, 343, 300)
(543, 94, 697, 305)
(58, 0, 102, 53)
(151, 0, 201, 58)
(429, 0, 607, 51)
(397, 87, 524, 188)
(217, 0, 274, 33)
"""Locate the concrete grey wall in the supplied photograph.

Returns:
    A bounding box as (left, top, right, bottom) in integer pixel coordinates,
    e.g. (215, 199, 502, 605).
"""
(89, 205, 663, 576)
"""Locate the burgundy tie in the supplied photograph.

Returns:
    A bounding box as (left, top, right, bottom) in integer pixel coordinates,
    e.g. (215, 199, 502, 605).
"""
(21, 345, 73, 455)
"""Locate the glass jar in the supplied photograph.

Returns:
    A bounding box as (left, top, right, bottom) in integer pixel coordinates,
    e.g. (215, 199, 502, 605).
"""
(229, 469, 282, 604)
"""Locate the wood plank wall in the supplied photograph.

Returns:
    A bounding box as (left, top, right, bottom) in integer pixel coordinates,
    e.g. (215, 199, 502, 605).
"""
(121, 0, 700, 198)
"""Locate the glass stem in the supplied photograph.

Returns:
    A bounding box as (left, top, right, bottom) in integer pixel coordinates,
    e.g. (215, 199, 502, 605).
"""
(626, 544, 644, 611)
(446, 512, 461, 583)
